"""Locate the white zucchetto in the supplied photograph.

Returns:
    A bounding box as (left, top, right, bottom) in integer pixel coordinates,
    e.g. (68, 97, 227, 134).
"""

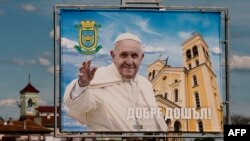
(114, 32, 142, 44)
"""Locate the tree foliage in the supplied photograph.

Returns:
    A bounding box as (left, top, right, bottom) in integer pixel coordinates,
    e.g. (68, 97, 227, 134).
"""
(194, 138, 215, 141)
(230, 114, 250, 124)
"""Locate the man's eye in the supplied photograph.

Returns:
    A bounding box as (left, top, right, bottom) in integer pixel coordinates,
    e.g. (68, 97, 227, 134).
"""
(132, 54, 138, 58)
(120, 53, 127, 58)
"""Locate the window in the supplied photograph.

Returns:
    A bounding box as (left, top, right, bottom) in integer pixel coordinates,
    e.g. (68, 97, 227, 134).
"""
(188, 63, 192, 70)
(28, 98, 33, 107)
(148, 72, 151, 80)
(166, 119, 171, 127)
(193, 46, 199, 56)
(195, 60, 199, 67)
(186, 49, 192, 60)
(174, 89, 178, 102)
(165, 93, 168, 99)
(152, 70, 155, 79)
(198, 120, 204, 132)
(195, 92, 201, 108)
(163, 76, 167, 80)
(174, 121, 181, 132)
(193, 75, 198, 86)
(175, 79, 178, 83)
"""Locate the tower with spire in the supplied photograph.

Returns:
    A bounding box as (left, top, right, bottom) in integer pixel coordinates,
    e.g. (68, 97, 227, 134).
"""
(147, 33, 223, 133)
(19, 74, 40, 118)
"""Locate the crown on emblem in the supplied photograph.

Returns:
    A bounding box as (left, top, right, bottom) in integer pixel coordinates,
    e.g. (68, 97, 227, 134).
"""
(81, 20, 95, 28)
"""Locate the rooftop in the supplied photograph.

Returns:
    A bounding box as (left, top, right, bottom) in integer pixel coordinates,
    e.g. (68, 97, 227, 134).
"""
(0, 119, 52, 134)
(20, 82, 39, 94)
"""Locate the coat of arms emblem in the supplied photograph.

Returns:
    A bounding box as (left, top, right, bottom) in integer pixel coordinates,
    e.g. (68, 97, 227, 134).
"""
(74, 20, 102, 54)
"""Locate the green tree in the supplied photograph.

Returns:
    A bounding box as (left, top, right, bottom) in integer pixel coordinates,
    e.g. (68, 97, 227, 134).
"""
(194, 138, 215, 141)
(231, 114, 250, 124)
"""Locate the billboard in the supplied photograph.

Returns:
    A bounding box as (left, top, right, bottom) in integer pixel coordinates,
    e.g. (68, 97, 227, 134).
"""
(54, 5, 227, 137)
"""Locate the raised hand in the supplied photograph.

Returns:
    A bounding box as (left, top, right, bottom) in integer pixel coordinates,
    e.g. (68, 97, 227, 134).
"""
(78, 60, 97, 87)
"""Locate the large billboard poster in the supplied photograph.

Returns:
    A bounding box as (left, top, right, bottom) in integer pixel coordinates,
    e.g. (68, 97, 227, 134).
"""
(58, 7, 224, 134)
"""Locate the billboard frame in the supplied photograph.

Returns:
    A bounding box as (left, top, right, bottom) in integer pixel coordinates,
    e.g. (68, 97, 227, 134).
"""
(54, 4, 229, 138)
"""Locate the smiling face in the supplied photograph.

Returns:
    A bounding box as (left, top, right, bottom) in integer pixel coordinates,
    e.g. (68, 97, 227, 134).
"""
(111, 39, 144, 80)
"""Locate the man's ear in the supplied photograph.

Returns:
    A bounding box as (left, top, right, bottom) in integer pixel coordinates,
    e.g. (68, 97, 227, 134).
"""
(141, 53, 144, 61)
(110, 50, 115, 58)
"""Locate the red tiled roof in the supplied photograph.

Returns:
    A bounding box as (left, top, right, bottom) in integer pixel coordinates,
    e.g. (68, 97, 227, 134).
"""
(23, 116, 35, 121)
(0, 119, 52, 134)
(20, 83, 39, 94)
(36, 106, 55, 113)
(20, 115, 59, 128)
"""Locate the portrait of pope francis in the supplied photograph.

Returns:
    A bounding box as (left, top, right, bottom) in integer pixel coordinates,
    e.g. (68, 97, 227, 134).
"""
(64, 32, 167, 131)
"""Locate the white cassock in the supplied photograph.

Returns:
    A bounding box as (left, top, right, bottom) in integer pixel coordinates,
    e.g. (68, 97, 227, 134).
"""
(64, 63, 167, 131)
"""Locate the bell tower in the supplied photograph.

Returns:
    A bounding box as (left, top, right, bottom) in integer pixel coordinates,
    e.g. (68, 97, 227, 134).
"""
(182, 32, 212, 71)
(19, 74, 39, 118)
(182, 33, 223, 132)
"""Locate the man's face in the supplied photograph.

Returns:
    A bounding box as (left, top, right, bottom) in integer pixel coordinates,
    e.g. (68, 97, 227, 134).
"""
(111, 39, 144, 80)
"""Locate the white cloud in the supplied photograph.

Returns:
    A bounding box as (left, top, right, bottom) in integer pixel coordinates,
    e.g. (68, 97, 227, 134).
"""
(38, 57, 50, 67)
(0, 98, 18, 107)
(61, 38, 78, 49)
(134, 19, 160, 36)
(61, 104, 68, 112)
(10, 54, 54, 75)
(37, 55, 54, 75)
(97, 48, 109, 55)
(204, 36, 220, 48)
(47, 66, 54, 74)
(39, 99, 48, 106)
(210, 47, 221, 55)
(0, 9, 4, 15)
(49, 26, 59, 39)
(20, 3, 36, 12)
(178, 31, 191, 40)
(12, 58, 36, 66)
(49, 30, 53, 38)
(98, 12, 159, 36)
(143, 44, 166, 53)
(230, 55, 250, 70)
(99, 24, 116, 48)
(43, 51, 52, 57)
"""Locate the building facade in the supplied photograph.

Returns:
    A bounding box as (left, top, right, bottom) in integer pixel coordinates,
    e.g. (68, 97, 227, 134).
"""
(147, 33, 223, 133)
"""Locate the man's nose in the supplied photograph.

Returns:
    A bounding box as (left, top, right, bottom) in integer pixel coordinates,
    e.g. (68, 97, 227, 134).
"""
(125, 57, 133, 64)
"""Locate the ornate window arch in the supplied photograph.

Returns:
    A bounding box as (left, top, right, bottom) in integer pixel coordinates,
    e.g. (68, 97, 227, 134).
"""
(174, 120, 181, 132)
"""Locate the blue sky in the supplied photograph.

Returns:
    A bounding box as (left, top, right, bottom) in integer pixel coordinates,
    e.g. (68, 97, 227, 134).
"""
(60, 10, 221, 88)
(0, 0, 250, 123)
(60, 9, 221, 131)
